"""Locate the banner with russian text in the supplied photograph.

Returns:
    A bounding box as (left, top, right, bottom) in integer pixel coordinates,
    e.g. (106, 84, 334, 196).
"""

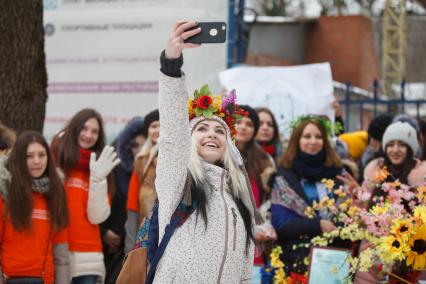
(43, 0, 228, 141)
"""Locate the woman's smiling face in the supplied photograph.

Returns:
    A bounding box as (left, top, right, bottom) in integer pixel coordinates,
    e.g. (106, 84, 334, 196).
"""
(192, 120, 227, 164)
(386, 140, 408, 166)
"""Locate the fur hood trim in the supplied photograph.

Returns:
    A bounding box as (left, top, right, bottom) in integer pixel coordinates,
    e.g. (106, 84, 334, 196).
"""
(0, 156, 11, 199)
(116, 116, 145, 172)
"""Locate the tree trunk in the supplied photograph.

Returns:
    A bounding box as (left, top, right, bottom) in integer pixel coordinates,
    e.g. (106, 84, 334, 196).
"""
(0, 0, 47, 133)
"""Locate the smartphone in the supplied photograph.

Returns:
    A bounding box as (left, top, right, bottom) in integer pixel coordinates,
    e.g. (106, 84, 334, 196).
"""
(184, 22, 227, 44)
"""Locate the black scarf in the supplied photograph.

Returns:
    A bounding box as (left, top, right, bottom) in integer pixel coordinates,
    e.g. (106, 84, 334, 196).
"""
(292, 149, 342, 183)
(32, 176, 50, 194)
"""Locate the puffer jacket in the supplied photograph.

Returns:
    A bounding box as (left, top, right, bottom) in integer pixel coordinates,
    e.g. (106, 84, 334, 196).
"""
(153, 73, 254, 283)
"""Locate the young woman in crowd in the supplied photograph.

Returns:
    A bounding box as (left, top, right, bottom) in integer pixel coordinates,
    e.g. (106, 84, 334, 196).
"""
(55, 108, 120, 284)
(350, 121, 426, 283)
(147, 21, 262, 283)
(270, 116, 344, 276)
(235, 105, 276, 266)
(124, 110, 159, 254)
(0, 131, 69, 284)
(255, 107, 282, 161)
(100, 116, 145, 282)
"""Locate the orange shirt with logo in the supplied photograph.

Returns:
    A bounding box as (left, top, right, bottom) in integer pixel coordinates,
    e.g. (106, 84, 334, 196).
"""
(65, 169, 102, 252)
(0, 193, 67, 284)
(126, 170, 140, 213)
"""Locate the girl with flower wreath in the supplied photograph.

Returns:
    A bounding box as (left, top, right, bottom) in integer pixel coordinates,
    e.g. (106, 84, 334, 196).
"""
(148, 21, 263, 283)
(0, 131, 69, 284)
(234, 105, 277, 268)
(269, 116, 346, 278)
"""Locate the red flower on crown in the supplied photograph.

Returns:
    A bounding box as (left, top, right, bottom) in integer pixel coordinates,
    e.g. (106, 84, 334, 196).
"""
(196, 95, 212, 109)
(188, 85, 247, 139)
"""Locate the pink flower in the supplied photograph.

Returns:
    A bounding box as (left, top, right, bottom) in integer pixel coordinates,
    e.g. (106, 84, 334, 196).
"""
(357, 188, 372, 201)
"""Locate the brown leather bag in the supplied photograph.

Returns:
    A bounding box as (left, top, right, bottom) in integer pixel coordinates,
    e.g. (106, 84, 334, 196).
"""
(116, 247, 148, 284)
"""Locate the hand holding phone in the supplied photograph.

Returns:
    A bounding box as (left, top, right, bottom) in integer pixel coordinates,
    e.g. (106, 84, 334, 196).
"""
(165, 21, 201, 59)
(184, 22, 227, 44)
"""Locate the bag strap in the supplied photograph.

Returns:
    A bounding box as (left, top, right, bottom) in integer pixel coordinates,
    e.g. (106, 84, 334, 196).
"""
(145, 200, 196, 284)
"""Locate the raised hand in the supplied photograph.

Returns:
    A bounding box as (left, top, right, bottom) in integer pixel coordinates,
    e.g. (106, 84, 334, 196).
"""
(336, 170, 360, 194)
(165, 21, 201, 59)
(89, 146, 121, 182)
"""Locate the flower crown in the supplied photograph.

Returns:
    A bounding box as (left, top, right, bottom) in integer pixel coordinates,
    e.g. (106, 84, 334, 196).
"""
(290, 114, 343, 138)
(188, 85, 247, 137)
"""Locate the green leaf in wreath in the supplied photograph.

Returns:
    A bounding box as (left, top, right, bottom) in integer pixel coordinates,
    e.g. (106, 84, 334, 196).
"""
(208, 105, 216, 112)
(202, 109, 214, 118)
(199, 85, 209, 96)
(194, 107, 202, 117)
(194, 89, 200, 99)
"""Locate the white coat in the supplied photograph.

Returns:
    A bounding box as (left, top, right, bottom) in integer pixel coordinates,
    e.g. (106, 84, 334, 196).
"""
(153, 73, 254, 283)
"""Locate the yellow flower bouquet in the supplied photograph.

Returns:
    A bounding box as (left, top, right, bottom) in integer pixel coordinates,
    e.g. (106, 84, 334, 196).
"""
(303, 170, 426, 283)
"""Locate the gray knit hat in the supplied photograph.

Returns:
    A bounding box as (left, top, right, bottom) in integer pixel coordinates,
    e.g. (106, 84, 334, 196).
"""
(382, 121, 419, 154)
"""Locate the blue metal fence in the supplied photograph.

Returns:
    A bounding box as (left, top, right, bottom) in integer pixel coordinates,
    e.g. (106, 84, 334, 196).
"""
(227, 0, 246, 67)
(341, 79, 426, 131)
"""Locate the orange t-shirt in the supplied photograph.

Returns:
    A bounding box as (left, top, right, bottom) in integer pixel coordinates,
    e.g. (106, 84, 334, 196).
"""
(65, 169, 102, 252)
(0, 193, 67, 284)
(126, 170, 140, 213)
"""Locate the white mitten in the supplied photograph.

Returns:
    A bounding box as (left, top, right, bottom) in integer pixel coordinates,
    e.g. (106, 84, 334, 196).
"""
(89, 146, 120, 183)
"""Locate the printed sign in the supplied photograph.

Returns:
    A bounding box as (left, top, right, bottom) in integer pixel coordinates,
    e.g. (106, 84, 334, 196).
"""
(43, 0, 228, 141)
(219, 64, 335, 139)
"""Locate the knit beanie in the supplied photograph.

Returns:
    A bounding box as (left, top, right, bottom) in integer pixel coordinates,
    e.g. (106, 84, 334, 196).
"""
(143, 109, 159, 136)
(238, 105, 260, 137)
(339, 131, 368, 160)
(382, 121, 419, 154)
(393, 114, 420, 133)
(367, 114, 393, 141)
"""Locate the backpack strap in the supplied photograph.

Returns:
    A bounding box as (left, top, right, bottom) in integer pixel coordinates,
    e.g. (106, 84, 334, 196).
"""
(145, 177, 196, 284)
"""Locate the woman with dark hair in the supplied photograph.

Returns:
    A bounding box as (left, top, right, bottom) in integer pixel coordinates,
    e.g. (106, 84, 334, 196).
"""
(0, 131, 69, 284)
(270, 116, 344, 275)
(363, 121, 425, 190)
(54, 108, 120, 284)
(353, 121, 426, 284)
(255, 107, 282, 161)
(147, 21, 262, 283)
(235, 105, 277, 266)
(236, 105, 276, 209)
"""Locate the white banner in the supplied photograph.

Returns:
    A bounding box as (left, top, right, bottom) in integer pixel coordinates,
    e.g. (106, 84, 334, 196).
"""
(218, 63, 335, 139)
(43, 0, 228, 141)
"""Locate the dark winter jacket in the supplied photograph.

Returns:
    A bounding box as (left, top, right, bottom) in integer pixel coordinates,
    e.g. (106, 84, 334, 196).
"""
(101, 117, 145, 239)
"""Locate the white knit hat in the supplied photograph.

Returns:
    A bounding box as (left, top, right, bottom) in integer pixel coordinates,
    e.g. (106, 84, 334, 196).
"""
(382, 121, 419, 154)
